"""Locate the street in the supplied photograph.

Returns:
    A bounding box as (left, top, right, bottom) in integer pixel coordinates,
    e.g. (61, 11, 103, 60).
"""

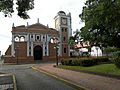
(0, 64, 75, 90)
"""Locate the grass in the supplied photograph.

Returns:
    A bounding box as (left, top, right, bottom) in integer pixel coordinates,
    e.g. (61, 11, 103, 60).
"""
(58, 64, 120, 76)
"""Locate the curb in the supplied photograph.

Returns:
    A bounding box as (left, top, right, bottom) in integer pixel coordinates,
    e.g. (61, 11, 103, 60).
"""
(12, 74, 17, 90)
(32, 66, 88, 90)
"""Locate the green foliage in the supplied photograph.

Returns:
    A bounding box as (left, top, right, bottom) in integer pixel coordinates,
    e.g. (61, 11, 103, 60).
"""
(61, 58, 80, 66)
(103, 47, 120, 57)
(111, 51, 120, 68)
(79, 0, 120, 48)
(103, 47, 120, 53)
(68, 36, 75, 47)
(94, 57, 111, 64)
(61, 57, 110, 67)
(0, 0, 34, 19)
(112, 51, 120, 58)
(58, 64, 120, 76)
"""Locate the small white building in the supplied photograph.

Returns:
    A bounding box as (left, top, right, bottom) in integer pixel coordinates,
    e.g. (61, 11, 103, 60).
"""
(91, 46, 102, 57)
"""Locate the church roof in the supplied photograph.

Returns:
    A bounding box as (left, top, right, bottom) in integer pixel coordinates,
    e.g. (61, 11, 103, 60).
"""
(27, 23, 48, 29)
(12, 23, 59, 35)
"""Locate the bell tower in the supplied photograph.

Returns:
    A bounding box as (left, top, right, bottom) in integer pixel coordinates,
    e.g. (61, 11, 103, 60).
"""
(54, 11, 72, 57)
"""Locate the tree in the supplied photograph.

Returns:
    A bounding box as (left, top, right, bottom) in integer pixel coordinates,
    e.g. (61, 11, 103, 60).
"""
(0, 0, 34, 19)
(68, 30, 84, 57)
(79, 0, 120, 48)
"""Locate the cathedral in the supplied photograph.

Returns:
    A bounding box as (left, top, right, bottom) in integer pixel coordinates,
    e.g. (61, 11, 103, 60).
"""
(4, 11, 72, 63)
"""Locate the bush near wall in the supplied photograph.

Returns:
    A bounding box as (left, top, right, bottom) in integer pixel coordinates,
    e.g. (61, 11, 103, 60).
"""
(61, 57, 110, 67)
(94, 57, 111, 64)
(112, 51, 120, 69)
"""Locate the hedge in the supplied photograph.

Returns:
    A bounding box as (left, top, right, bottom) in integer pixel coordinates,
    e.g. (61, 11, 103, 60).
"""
(61, 57, 110, 67)
(112, 51, 120, 69)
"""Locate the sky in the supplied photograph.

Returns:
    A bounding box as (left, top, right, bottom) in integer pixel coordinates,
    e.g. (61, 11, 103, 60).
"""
(0, 0, 86, 54)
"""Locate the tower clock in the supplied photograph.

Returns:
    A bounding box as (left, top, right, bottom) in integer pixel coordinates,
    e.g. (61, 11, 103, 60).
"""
(61, 18, 67, 25)
(54, 11, 72, 57)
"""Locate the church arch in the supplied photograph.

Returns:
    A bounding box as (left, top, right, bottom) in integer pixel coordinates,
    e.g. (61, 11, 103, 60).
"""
(34, 45, 43, 60)
(20, 36, 25, 42)
(14, 36, 20, 42)
(50, 37, 59, 43)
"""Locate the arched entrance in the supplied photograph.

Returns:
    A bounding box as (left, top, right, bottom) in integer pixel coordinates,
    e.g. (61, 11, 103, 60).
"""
(34, 45, 42, 60)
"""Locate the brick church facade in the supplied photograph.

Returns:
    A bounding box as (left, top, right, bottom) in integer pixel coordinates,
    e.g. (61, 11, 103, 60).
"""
(4, 11, 72, 63)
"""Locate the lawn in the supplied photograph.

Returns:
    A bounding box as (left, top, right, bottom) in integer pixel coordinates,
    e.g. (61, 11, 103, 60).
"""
(58, 64, 120, 76)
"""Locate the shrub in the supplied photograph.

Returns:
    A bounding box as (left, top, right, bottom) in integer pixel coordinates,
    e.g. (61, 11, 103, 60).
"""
(61, 58, 97, 67)
(61, 57, 110, 67)
(61, 59, 69, 65)
(112, 51, 120, 68)
(94, 57, 111, 64)
(71, 59, 81, 66)
(103, 47, 120, 57)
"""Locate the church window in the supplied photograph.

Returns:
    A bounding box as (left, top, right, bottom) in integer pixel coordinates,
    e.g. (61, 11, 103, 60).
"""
(45, 47, 47, 49)
(31, 35, 33, 38)
(29, 51, 31, 56)
(14, 36, 19, 42)
(29, 46, 31, 50)
(63, 37, 66, 41)
(43, 36, 45, 40)
(45, 46, 47, 55)
(37, 36, 39, 40)
(45, 51, 47, 55)
(65, 28, 67, 32)
(64, 48, 67, 53)
(61, 28, 64, 32)
(20, 36, 25, 42)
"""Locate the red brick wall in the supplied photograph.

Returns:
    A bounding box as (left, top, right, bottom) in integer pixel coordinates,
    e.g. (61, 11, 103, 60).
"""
(5, 45, 11, 55)
(14, 42, 27, 58)
(62, 44, 69, 57)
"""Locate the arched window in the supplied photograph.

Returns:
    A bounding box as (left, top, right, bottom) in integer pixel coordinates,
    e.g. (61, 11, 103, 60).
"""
(20, 36, 25, 42)
(14, 36, 20, 42)
(50, 38, 54, 43)
(50, 37, 59, 43)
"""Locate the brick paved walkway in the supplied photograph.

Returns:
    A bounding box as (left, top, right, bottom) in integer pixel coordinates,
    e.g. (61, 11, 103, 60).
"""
(33, 64, 120, 90)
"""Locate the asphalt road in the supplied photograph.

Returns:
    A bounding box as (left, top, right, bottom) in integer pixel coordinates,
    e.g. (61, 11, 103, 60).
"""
(0, 64, 75, 90)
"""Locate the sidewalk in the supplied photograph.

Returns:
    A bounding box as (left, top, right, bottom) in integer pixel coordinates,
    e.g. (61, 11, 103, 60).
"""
(0, 74, 17, 90)
(33, 64, 120, 90)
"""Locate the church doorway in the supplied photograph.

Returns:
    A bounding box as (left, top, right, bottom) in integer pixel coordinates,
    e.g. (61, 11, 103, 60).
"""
(34, 45, 42, 60)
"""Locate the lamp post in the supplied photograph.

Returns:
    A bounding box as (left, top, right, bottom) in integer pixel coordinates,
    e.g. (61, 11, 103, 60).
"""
(55, 44, 59, 66)
(51, 37, 59, 66)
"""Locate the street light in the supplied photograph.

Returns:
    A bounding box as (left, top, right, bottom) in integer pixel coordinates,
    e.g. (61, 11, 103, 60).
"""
(51, 37, 59, 66)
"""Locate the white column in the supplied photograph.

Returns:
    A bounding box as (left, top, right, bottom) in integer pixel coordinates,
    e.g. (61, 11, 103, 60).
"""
(47, 35, 50, 56)
(27, 42, 29, 56)
(31, 42, 33, 56)
(27, 34, 30, 56)
(41, 35, 43, 41)
(43, 42, 45, 56)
